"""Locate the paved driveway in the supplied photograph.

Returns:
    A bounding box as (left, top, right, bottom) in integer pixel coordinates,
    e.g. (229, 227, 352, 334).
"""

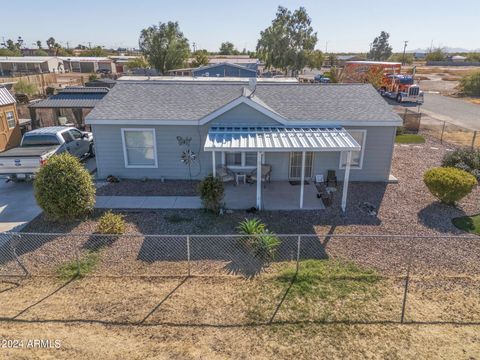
(0, 179, 41, 232)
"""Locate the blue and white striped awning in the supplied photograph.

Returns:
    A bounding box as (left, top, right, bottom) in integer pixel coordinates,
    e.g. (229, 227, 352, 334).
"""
(204, 126, 361, 152)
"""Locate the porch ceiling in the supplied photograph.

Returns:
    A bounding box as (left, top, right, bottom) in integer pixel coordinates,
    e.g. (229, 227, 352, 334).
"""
(204, 126, 361, 152)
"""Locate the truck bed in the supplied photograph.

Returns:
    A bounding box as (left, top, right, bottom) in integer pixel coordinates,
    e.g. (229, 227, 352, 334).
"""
(0, 145, 59, 158)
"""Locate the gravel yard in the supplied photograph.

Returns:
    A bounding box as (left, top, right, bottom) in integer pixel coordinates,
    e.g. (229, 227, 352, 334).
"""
(15, 135, 480, 276)
(96, 179, 200, 196)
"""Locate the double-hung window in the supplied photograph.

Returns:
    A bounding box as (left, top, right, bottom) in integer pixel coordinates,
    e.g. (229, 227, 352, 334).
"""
(121, 128, 157, 168)
(6, 111, 15, 129)
(339, 130, 366, 169)
(223, 151, 260, 168)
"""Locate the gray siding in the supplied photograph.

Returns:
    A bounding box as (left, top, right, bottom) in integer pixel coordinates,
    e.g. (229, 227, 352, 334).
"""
(211, 103, 281, 126)
(93, 103, 395, 182)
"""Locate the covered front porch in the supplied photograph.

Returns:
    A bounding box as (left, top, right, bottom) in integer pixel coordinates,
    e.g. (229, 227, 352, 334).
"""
(224, 181, 325, 210)
(204, 126, 361, 212)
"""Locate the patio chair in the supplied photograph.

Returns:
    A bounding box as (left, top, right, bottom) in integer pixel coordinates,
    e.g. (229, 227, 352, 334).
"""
(216, 165, 235, 183)
(249, 164, 272, 188)
(326, 170, 337, 187)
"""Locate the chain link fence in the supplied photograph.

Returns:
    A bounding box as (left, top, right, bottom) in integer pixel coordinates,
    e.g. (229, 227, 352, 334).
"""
(1, 232, 479, 325)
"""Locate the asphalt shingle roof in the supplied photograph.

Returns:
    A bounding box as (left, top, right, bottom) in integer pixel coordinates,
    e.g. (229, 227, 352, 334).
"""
(86, 81, 401, 123)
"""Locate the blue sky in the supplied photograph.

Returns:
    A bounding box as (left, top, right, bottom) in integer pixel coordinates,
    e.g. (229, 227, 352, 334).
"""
(1, 0, 479, 52)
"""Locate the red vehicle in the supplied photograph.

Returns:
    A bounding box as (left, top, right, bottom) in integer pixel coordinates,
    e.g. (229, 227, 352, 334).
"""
(343, 61, 423, 104)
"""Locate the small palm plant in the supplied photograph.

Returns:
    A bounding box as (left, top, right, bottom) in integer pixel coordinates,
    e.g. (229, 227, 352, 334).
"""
(236, 218, 280, 261)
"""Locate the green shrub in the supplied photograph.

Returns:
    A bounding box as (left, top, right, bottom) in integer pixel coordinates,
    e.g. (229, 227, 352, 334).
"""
(237, 218, 280, 261)
(96, 211, 125, 234)
(442, 148, 480, 180)
(13, 80, 37, 97)
(459, 71, 480, 97)
(424, 167, 477, 204)
(237, 218, 266, 235)
(34, 153, 95, 221)
(198, 175, 224, 214)
(88, 73, 98, 81)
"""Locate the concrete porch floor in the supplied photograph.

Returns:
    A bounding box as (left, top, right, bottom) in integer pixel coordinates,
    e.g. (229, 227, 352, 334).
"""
(224, 181, 326, 210)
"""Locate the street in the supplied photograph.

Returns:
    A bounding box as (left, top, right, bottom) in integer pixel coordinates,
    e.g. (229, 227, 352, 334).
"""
(420, 93, 480, 130)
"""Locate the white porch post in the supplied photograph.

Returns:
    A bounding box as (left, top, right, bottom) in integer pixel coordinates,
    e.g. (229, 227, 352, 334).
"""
(256, 151, 262, 209)
(341, 151, 352, 212)
(299, 151, 306, 209)
(212, 151, 216, 177)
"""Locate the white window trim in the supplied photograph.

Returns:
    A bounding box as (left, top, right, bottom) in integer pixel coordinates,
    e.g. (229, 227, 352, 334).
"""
(339, 129, 367, 170)
(121, 128, 158, 169)
(221, 151, 264, 170)
(6, 111, 15, 129)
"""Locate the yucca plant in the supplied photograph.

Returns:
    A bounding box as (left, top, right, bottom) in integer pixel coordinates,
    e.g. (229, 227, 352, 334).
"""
(252, 231, 281, 261)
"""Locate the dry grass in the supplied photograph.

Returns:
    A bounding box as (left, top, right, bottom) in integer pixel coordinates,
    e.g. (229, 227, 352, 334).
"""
(1, 272, 480, 359)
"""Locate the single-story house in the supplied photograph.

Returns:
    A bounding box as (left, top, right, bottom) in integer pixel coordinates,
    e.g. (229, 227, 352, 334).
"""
(59, 57, 116, 74)
(192, 63, 257, 78)
(86, 81, 401, 211)
(207, 55, 259, 71)
(0, 56, 63, 76)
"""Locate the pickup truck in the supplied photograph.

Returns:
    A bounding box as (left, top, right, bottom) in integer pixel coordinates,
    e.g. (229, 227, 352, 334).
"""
(0, 126, 94, 181)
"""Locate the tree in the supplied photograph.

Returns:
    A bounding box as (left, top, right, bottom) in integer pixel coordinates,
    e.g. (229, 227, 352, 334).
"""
(191, 49, 209, 67)
(36, 40, 43, 49)
(426, 47, 446, 61)
(388, 53, 414, 65)
(125, 57, 149, 69)
(34, 49, 49, 56)
(34, 153, 96, 221)
(79, 46, 107, 57)
(328, 53, 337, 67)
(0, 49, 19, 56)
(368, 31, 392, 61)
(459, 71, 480, 97)
(139, 21, 190, 74)
(46, 37, 56, 49)
(307, 50, 324, 70)
(219, 41, 237, 55)
(14, 80, 37, 96)
(256, 6, 318, 75)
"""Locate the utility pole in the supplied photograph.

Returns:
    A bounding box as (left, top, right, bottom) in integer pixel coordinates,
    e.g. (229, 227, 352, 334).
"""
(325, 41, 328, 53)
(88, 41, 92, 49)
(402, 40, 408, 65)
(192, 42, 197, 53)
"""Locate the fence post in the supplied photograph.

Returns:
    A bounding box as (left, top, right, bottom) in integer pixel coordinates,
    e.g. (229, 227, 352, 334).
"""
(400, 238, 414, 324)
(440, 121, 446, 144)
(75, 246, 81, 276)
(471, 131, 477, 149)
(186, 235, 191, 276)
(11, 234, 29, 276)
(296, 235, 301, 274)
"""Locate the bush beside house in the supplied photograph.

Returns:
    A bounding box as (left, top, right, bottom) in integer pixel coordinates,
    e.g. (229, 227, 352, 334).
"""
(424, 167, 477, 205)
(198, 175, 224, 214)
(442, 148, 480, 180)
(34, 153, 95, 221)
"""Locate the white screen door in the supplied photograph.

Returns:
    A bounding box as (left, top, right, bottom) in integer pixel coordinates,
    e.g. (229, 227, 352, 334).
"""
(289, 152, 314, 179)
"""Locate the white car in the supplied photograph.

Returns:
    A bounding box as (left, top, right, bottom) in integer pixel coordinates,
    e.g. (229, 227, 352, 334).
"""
(0, 126, 94, 181)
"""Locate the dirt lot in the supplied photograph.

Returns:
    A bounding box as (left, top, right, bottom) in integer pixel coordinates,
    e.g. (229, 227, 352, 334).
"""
(0, 274, 479, 359)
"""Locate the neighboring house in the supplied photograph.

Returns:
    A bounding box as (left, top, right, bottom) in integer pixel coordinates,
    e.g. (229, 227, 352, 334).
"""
(414, 52, 427, 60)
(0, 56, 63, 76)
(450, 55, 467, 62)
(28, 86, 109, 129)
(86, 81, 401, 211)
(0, 86, 22, 152)
(166, 68, 194, 77)
(192, 63, 257, 78)
(60, 57, 116, 74)
(207, 55, 259, 71)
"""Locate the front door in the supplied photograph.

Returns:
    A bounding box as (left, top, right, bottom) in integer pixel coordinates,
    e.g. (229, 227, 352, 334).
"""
(289, 152, 314, 180)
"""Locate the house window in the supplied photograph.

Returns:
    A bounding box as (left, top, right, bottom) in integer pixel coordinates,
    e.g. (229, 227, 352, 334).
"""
(339, 130, 366, 169)
(6, 111, 15, 129)
(223, 152, 261, 168)
(121, 128, 157, 168)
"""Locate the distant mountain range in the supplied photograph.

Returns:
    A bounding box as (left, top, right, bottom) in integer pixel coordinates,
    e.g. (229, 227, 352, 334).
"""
(408, 47, 480, 53)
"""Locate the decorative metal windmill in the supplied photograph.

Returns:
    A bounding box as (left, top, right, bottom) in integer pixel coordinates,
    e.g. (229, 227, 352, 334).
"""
(177, 136, 196, 179)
